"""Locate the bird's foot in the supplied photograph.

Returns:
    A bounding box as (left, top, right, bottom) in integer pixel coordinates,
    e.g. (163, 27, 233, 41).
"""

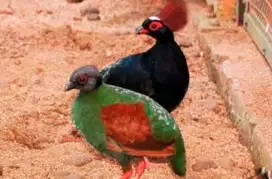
(135, 157, 150, 179)
(120, 170, 134, 179)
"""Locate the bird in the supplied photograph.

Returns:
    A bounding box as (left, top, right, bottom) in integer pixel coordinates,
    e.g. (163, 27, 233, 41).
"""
(100, 0, 189, 113)
(64, 65, 186, 179)
(62, 0, 189, 142)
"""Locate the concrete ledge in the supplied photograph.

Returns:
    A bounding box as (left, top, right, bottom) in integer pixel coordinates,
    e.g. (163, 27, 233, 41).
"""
(252, 119, 272, 170)
(192, 8, 272, 171)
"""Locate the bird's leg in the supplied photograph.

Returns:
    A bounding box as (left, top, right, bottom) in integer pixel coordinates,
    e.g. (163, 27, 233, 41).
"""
(135, 156, 150, 179)
(120, 170, 133, 179)
(120, 163, 134, 179)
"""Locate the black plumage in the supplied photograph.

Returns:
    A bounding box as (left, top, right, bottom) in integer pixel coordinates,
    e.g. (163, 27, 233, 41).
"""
(101, 14, 189, 112)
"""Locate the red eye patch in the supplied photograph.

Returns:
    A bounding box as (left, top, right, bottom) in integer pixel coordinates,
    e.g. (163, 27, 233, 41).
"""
(149, 21, 163, 31)
(78, 74, 88, 85)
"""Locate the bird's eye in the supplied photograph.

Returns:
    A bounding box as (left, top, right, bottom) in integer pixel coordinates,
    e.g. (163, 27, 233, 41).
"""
(149, 21, 163, 31)
(151, 24, 157, 29)
(78, 74, 88, 85)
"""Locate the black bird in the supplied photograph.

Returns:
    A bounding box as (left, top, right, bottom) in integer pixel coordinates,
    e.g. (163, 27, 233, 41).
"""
(101, 0, 189, 112)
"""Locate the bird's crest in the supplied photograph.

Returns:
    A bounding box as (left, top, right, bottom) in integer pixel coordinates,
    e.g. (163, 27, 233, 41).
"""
(155, 0, 188, 32)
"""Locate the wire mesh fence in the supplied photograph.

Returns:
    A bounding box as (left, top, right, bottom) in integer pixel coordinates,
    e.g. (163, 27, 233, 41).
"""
(246, 0, 272, 43)
(243, 0, 272, 67)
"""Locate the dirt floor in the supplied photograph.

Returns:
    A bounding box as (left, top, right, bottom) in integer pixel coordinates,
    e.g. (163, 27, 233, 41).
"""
(0, 0, 256, 179)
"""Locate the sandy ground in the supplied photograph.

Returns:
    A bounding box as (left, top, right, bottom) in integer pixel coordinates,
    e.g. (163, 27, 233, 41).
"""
(0, 0, 256, 179)
(203, 29, 272, 119)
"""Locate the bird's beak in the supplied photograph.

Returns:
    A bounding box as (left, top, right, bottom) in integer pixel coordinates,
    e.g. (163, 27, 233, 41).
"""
(64, 81, 74, 91)
(136, 26, 149, 34)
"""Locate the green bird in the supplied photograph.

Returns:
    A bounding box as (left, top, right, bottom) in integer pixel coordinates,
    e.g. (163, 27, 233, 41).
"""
(65, 65, 186, 179)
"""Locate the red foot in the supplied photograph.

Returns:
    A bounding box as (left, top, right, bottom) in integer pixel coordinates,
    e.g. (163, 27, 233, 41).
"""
(120, 170, 133, 179)
(135, 157, 150, 179)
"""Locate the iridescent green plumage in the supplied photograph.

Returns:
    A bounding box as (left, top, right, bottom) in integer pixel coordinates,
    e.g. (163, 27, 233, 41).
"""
(71, 83, 186, 175)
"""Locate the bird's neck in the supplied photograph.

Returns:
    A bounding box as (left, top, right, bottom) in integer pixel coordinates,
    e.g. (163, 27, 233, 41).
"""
(150, 36, 180, 54)
(77, 84, 117, 107)
(147, 36, 189, 76)
(78, 83, 108, 100)
(94, 76, 102, 90)
(155, 32, 175, 43)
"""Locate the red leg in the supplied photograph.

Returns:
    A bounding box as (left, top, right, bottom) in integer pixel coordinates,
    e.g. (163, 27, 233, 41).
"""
(120, 170, 133, 179)
(120, 163, 134, 179)
(135, 157, 150, 179)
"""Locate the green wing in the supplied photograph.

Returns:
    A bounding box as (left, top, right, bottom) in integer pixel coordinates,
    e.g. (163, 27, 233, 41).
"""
(71, 92, 131, 168)
(141, 95, 186, 175)
(109, 85, 186, 175)
(72, 85, 186, 175)
(109, 85, 180, 141)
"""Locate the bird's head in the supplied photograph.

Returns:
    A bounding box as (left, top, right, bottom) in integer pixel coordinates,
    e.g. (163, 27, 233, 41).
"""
(64, 65, 102, 92)
(136, 0, 188, 41)
(136, 16, 173, 40)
